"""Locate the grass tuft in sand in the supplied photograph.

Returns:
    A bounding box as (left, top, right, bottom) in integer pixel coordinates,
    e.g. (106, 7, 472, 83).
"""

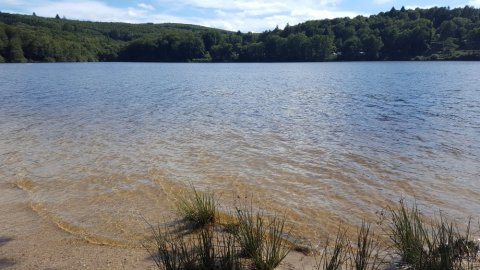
(146, 187, 480, 270)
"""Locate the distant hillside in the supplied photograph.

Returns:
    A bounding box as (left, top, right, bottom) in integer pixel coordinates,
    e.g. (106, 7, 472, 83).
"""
(1, 6, 480, 63)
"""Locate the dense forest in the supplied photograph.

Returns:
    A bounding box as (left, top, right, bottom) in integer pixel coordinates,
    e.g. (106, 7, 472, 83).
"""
(1, 6, 480, 63)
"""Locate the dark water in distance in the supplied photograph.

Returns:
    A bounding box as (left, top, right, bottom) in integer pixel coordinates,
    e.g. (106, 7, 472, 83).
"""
(1, 62, 479, 244)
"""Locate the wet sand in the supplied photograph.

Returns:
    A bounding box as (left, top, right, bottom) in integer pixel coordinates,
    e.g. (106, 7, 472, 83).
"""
(0, 182, 155, 269)
(0, 182, 314, 270)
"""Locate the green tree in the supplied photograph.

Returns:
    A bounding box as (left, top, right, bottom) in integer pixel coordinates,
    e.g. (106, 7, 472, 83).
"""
(240, 42, 264, 61)
(438, 20, 457, 40)
(361, 34, 384, 59)
(210, 43, 237, 61)
(442, 37, 459, 54)
(341, 36, 362, 59)
(178, 34, 205, 60)
(1, 6, 480, 62)
(287, 33, 309, 60)
(202, 31, 219, 51)
(0, 24, 7, 54)
(467, 27, 480, 48)
(6, 36, 27, 62)
(310, 35, 334, 60)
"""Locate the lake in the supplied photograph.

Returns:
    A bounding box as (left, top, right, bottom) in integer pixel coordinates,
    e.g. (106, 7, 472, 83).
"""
(0, 62, 479, 245)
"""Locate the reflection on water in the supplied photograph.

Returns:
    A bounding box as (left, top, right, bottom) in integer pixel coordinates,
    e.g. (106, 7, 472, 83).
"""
(0, 62, 479, 245)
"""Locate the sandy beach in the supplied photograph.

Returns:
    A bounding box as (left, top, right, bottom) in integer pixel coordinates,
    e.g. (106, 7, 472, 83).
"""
(0, 182, 315, 270)
(0, 181, 156, 269)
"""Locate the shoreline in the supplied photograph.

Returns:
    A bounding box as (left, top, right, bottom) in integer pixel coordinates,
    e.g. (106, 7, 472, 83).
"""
(3, 180, 479, 269)
(0, 182, 154, 269)
(1, 59, 480, 64)
(0, 182, 313, 269)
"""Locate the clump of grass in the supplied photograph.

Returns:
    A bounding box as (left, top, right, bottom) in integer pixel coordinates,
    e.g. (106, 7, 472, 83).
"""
(148, 188, 291, 270)
(217, 230, 243, 270)
(146, 224, 197, 270)
(314, 222, 384, 270)
(149, 186, 480, 270)
(235, 207, 265, 259)
(176, 186, 216, 229)
(314, 225, 349, 270)
(147, 224, 243, 270)
(256, 216, 290, 270)
(388, 200, 479, 270)
(427, 216, 479, 270)
(197, 226, 243, 269)
(198, 227, 216, 268)
(430, 215, 459, 269)
(388, 200, 428, 267)
(350, 221, 382, 270)
(235, 206, 291, 270)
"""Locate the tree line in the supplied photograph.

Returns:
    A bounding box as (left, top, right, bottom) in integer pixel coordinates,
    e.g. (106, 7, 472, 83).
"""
(1, 6, 480, 63)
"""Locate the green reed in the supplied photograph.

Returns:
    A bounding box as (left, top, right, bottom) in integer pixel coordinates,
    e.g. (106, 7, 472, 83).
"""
(176, 186, 216, 229)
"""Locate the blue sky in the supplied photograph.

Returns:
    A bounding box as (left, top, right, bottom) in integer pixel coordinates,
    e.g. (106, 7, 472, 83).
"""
(0, 0, 479, 32)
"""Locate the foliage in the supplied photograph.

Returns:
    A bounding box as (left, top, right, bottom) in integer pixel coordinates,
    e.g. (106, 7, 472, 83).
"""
(176, 187, 216, 229)
(388, 200, 428, 266)
(388, 200, 479, 270)
(147, 188, 291, 270)
(234, 207, 290, 270)
(1, 6, 480, 62)
(148, 186, 480, 270)
(350, 222, 382, 270)
(314, 226, 350, 270)
(147, 225, 242, 270)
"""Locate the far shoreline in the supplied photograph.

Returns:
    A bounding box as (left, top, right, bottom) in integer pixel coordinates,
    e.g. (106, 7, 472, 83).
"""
(1, 59, 480, 64)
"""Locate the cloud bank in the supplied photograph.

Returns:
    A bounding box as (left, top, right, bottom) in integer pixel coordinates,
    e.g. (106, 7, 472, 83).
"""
(0, 0, 476, 32)
(0, 0, 362, 32)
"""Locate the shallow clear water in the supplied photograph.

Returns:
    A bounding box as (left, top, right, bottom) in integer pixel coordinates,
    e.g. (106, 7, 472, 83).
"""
(1, 62, 479, 245)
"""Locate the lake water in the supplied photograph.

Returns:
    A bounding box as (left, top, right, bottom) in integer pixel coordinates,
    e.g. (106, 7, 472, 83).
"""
(1, 62, 479, 246)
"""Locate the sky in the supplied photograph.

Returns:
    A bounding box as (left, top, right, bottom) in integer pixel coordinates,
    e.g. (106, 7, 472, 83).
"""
(1, 0, 479, 32)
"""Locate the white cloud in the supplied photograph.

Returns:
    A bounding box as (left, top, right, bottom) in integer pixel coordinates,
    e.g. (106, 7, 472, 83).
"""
(21, 1, 150, 22)
(154, 0, 361, 31)
(373, 0, 393, 4)
(0, 0, 25, 4)
(160, 0, 343, 11)
(469, 0, 480, 7)
(405, 5, 432, 9)
(138, 3, 155, 10)
(183, 8, 361, 32)
(1, 0, 364, 32)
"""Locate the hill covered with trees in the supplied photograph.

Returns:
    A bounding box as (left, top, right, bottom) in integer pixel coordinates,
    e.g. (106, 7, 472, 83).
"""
(1, 6, 480, 63)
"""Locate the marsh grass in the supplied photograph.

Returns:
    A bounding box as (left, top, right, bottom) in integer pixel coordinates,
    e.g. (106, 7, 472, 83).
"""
(312, 200, 480, 270)
(254, 217, 291, 270)
(350, 222, 382, 270)
(148, 224, 243, 270)
(148, 187, 291, 270)
(148, 187, 479, 270)
(176, 187, 216, 229)
(235, 207, 265, 259)
(314, 225, 350, 270)
(198, 227, 215, 268)
(388, 200, 479, 270)
(147, 216, 289, 270)
(388, 200, 427, 267)
(217, 230, 243, 270)
(147, 224, 197, 270)
(234, 206, 291, 270)
(426, 216, 479, 270)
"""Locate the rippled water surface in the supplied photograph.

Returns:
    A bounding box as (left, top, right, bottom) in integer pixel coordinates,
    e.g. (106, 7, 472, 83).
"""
(1, 62, 479, 245)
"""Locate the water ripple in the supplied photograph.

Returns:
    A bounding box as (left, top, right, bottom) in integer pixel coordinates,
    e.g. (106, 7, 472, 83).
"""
(0, 62, 479, 242)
